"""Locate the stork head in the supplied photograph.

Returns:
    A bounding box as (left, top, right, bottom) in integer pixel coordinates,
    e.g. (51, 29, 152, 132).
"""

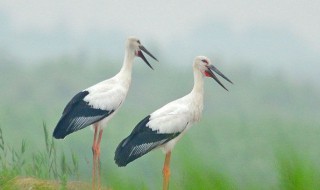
(126, 36, 158, 70)
(194, 56, 233, 91)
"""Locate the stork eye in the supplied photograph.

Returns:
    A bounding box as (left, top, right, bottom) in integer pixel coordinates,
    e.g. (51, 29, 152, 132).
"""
(137, 40, 141, 44)
(202, 59, 208, 64)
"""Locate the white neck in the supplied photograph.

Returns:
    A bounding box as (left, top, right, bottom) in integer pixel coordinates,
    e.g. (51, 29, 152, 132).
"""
(119, 51, 134, 74)
(191, 67, 204, 97)
(116, 50, 135, 88)
(189, 67, 205, 121)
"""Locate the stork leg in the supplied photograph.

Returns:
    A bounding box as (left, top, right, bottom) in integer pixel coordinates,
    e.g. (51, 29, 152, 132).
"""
(92, 124, 99, 190)
(96, 128, 104, 190)
(162, 151, 172, 190)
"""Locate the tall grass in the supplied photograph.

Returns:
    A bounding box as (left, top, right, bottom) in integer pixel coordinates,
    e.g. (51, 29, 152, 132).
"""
(1, 124, 320, 189)
(0, 124, 79, 189)
(275, 144, 320, 190)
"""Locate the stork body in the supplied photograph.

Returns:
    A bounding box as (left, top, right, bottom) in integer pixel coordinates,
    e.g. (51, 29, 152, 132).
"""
(53, 37, 158, 189)
(54, 59, 132, 139)
(115, 56, 232, 190)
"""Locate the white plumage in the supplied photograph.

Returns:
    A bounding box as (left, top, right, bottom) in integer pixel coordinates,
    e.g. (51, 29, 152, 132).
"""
(53, 36, 158, 189)
(83, 75, 130, 125)
(115, 55, 232, 190)
(146, 57, 206, 152)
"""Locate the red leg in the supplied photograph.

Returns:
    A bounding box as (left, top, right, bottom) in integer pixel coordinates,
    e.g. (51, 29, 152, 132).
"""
(92, 124, 99, 190)
(96, 128, 104, 190)
(162, 151, 172, 190)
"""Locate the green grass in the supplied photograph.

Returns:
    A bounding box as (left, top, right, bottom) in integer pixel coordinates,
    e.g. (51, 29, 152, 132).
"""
(0, 124, 79, 189)
(275, 143, 320, 190)
(2, 124, 320, 189)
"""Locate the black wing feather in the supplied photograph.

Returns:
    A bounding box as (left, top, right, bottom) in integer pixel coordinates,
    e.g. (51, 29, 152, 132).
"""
(53, 91, 114, 139)
(62, 91, 88, 116)
(114, 115, 180, 167)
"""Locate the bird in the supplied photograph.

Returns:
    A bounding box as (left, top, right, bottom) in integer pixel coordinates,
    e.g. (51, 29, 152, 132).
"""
(52, 36, 158, 190)
(114, 56, 232, 190)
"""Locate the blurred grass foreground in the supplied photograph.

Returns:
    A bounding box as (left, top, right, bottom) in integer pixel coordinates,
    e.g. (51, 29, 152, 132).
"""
(0, 56, 320, 189)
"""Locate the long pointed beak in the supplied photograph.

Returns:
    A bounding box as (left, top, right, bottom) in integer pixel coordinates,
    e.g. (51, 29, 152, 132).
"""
(207, 65, 233, 91)
(138, 45, 158, 70)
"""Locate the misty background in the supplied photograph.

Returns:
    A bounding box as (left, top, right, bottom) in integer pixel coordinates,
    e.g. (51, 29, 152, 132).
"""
(1, 0, 320, 189)
(1, 0, 320, 80)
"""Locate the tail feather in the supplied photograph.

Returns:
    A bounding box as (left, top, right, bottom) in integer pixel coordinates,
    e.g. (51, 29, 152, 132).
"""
(114, 132, 179, 167)
(114, 135, 155, 167)
(114, 115, 180, 167)
(53, 109, 108, 139)
(114, 137, 134, 167)
(53, 90, 110, 139)
(53, 116, 72, 139)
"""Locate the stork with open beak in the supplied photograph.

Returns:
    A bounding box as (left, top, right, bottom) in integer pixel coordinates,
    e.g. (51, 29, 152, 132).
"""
(53, 36, 158, 189)
(114, 56, 232, 190)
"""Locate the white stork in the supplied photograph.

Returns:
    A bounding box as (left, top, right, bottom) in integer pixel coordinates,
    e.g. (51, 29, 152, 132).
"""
(114, 56, 232, 190)
(53, 36, 158, 189)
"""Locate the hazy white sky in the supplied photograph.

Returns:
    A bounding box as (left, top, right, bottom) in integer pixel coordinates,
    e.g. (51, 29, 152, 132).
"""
(1, 0, 320, 52)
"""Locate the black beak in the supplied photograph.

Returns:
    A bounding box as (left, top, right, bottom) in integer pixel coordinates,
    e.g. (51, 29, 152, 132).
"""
(207, 65, 233, 91)
(138, 45, 158, 70)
